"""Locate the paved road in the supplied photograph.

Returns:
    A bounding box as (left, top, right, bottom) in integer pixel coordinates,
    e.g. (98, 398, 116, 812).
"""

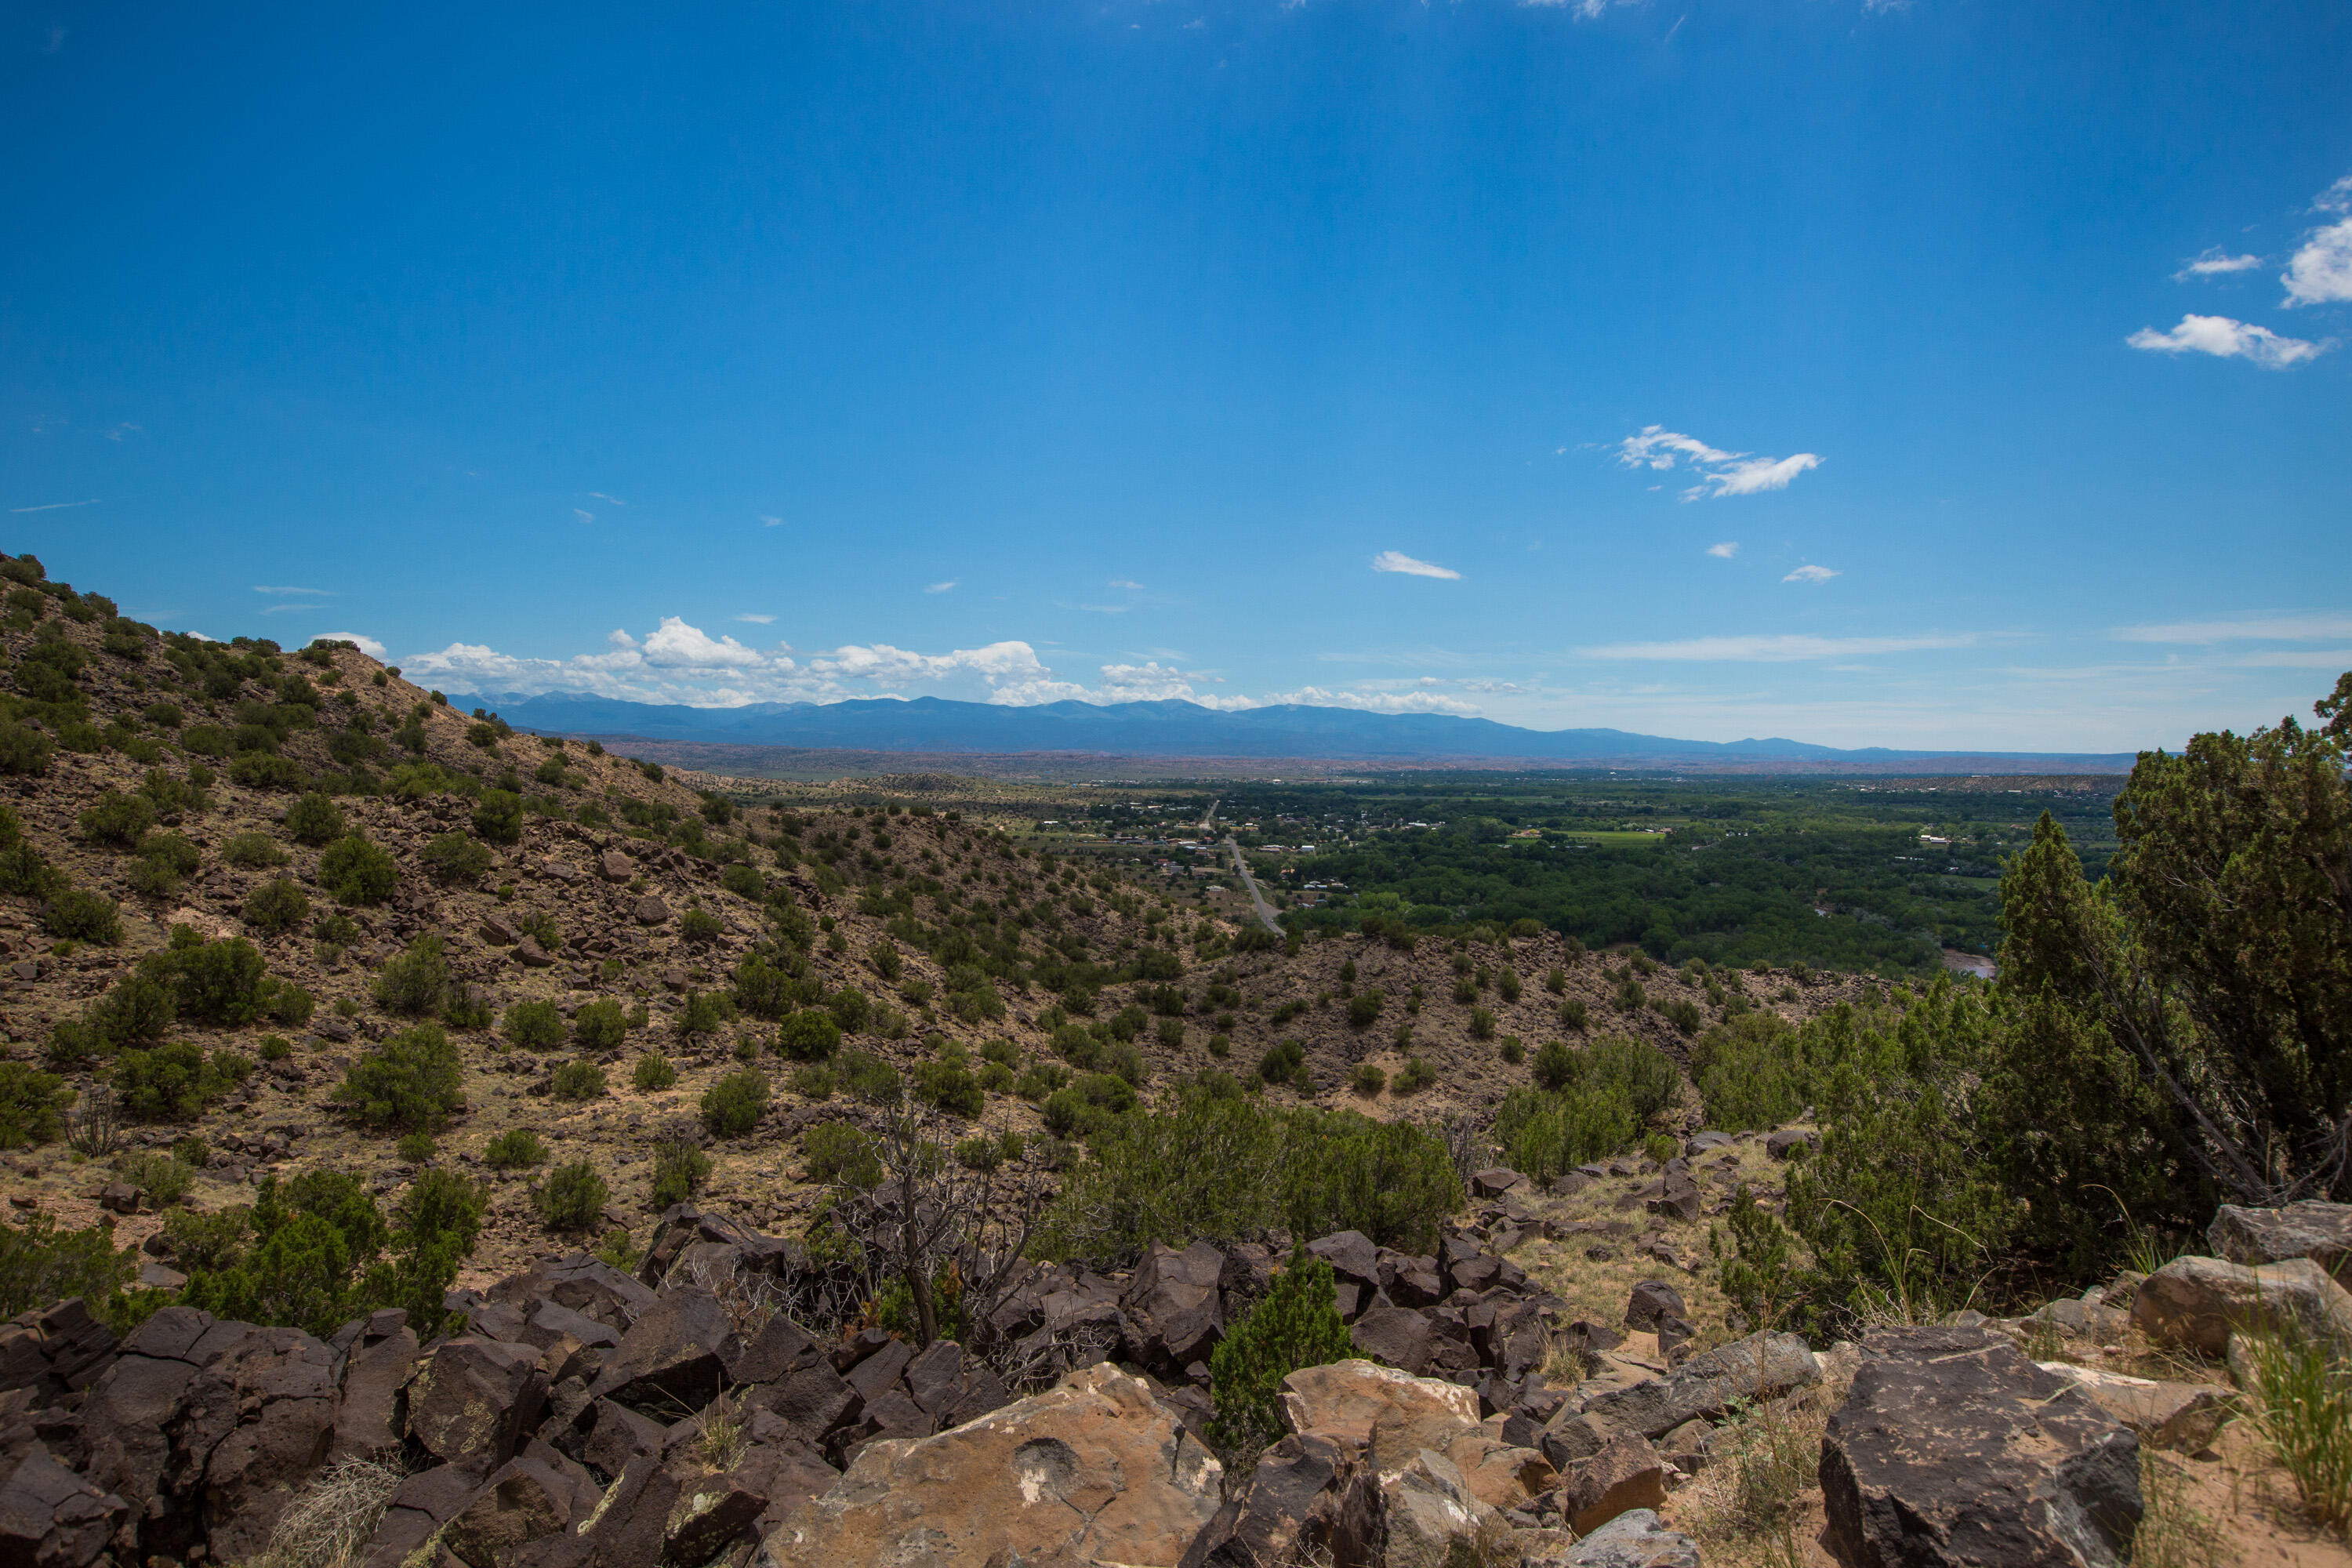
(1221, 835, 1283, 935)
(1198, 797, 1281, 935)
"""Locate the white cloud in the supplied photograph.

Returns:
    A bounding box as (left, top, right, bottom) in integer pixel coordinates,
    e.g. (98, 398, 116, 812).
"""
(1579, 632, 1970, 662)
(253, 585, 332, 596)
(641, 617, 765, 668)
(2128, 314, 2329, 368)
(103, 423, 141, 441)
(924, 580, 959, 594)
(1706, 542, 1739, 558)
(760, 515, 785, 527)
(572, 509, 594, 524)
(1108, 579, 1145, 590)
(313, 632, 387, 659)
(1783, 564, 1840, 583)
(1371, 550, 1461, 580)
(1614, 426, 1823, 500)
(586, 492, 627, 506)
(2176, 248, 2263, 280)
(2282, 175, 2352, 307)
(5, 499, 98, 513)
(733, 613, 776, 624)
(2111, 612, 2352, 644)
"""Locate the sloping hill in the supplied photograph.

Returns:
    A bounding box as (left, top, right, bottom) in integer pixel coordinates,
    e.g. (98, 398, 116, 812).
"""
(0, 550, 1871, 1281)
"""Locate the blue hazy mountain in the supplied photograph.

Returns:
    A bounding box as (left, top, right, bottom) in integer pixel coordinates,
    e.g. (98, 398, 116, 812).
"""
(443, 691, 2134, 769)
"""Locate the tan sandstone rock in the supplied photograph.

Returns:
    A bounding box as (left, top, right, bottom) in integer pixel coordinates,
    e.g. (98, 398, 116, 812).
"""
(768, 1363, 1221, 1568)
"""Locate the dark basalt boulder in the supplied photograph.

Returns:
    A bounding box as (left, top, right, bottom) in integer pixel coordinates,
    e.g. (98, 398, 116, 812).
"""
(0, 1445, 128, 1568)
(1120, 1241, 1226, 1376)
(1178, 1432, 1381, 1568)
(586, 1288, 742, 1415)
(407, 1338, 550, 1467)
(486, 1254, 659, 1331)
(1819, 1325, 2142, 1568)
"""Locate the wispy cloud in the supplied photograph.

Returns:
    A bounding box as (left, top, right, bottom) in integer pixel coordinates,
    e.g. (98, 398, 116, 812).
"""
(760, 515, 785, 527)
(253, 585, 334, 597)
(2176, 248, 2263, 280)
(572, 508, 595, 524)
(1108, 579, 1145, 590)
(1578, 633, 1973, 662)
(1370, 550, 1461, 580)
(733, 613, 777, 624)
(586, 492, 627, 506)
(1615, 426, 1823, 500)
(103, 423, 142, 441)
(1783, 564, 1840, 583)
(2111, 612, 2352, 644)
(924, 580, 959, 594)
(2283, 174, 2352, 307)
(1706, 542, 1739, 559)
(7, 499, 98, 514)
(2128, 314, 2329, 368)
(258, 602, 323, 615)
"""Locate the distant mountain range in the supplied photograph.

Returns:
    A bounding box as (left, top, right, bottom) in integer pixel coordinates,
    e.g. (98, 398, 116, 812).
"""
(441, 691, 2139, 773)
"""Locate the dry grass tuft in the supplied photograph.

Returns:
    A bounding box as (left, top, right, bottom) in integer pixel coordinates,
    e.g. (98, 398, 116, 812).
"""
(248, 1456, 408, 1568)
(2130, 1450, 2229, 1568)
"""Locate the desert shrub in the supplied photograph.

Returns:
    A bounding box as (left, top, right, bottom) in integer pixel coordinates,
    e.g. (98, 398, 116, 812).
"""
(1661, 997, 1704, 1036)
(680, 906, 723, 946)
(1469, 1005, 1496, 1041)
(114, 1148, 197, 1207)
(1206, 1251, 1352, 1461)
(320, 835, 397, 903)
(827, 985, 872, 1034)
(228, 753, 307, 789)
(1532, 1038, 1575, 1091)
(110, 1041, 249, 1121)
(284, 792, 345, 845)
(701, 1069, 770, 1137)
(43, 887, 122, 943)
(0, 723, 55, 777)
(419, 833, 493, 885)
(912, 1058, 983, 1117)
(1014, 1062, 1069, 1102)
(333, 1025, 465, 1132)
(1559, 997, 1589, 1030)
(550, 1060, 606, 1101)
(632, 1052, 677, 1091)
(222, 832, 287, 869)
(485, 1129, 547, 1169)
(1690, 1011, 1814, 1131)
(838, 1050, 900, 1103)
(649, 1140, 712, 1207)
(1392, 1058, 1437, 1094)
(243, 877, 311, 935)
(1350, 1064, 1386, 1097)
(804, 1123, 882, 1186)
(126, 831, 198, 896)
(503, 1000, 566, 1051)
(675, 989, 736, 1044)
(471, 789, 524, 844)
(1492, 1086, 1635, 1181)
(263, 978, 315, 1028)
(0, 1214, 140, 1326)
(79, 790, 157, 847)
(160, 1207, 250, 1272)
(0, 1063, 71, 1146)
(1042, 1073, 1138, 1138)
(1257, 1040, 1305, 1085)
(789, 1062, 836, 1098)
(1346, 990, 1384, 1029)
(572, 999, 627, 1051)
(374, 935, 452, 1016)
(775, 1009, 842, 1062)
(536, 1162, 609, 1230)
(78, 973, 175, 1050)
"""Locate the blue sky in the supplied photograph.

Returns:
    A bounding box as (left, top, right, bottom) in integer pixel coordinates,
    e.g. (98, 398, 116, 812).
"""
(5, 0, 2347, 752)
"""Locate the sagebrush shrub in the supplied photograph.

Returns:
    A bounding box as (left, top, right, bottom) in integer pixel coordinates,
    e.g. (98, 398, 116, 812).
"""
(243, 877, 311, 935)
(333, 1025, 464, 1132)
(574, 999, 628, 1051)
(536, 1161, 608, 1229)
(631, 1052, 677, 1091)
(701, 1069, 769, 1137)
(503, 1000, 566, 1051)
(375, 936, 452, 1016)
(485, 1128, 547, 1168)
(550, 1061, 605, 1101)
(43, 887, 122, 944)
(284, 792, 345, 846)
(320, 835, 397, 904)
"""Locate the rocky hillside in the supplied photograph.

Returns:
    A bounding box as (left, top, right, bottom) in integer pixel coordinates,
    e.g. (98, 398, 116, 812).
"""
(0, 549, 1872, 1282)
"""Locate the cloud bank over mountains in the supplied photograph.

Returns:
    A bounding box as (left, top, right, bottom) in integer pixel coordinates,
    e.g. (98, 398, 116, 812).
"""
(399, 618, 1482, 716)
